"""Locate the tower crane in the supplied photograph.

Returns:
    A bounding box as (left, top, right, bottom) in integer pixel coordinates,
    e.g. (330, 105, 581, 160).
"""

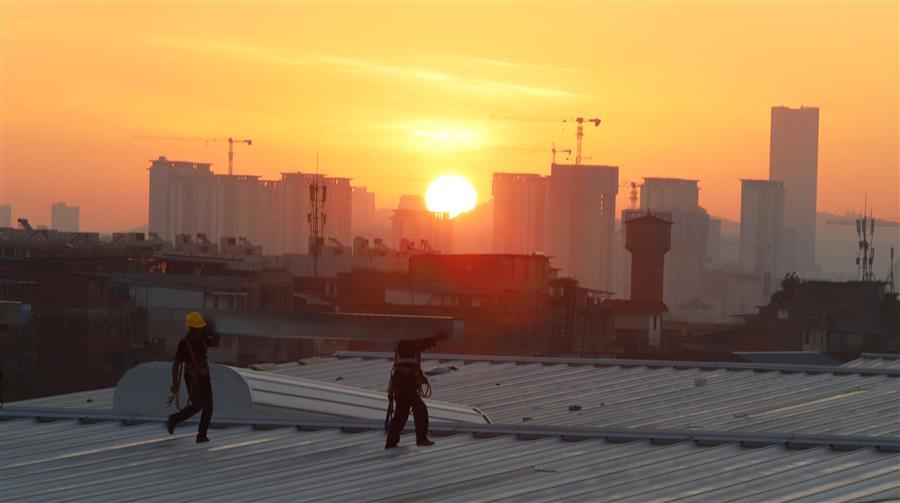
(133, 136, 253, 175)
(492, 143, 574, 164)
(491, 115, 601, 165)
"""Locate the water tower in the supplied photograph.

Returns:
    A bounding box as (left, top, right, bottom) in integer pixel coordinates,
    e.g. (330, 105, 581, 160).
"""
(625, 213, 672, 304)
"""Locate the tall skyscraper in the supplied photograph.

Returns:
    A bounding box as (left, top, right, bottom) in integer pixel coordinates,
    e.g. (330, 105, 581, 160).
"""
(548, 163, 619, 291)
(50, 202, 80, 232)
(492, 173, 550, 254)
(639, 178, 710, 310)
(740, 179, 791, 279)
(0, 204, 11, 228)
(769, 106, 819, 270)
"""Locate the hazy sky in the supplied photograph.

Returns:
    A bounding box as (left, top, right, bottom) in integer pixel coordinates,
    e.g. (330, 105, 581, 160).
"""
(1, 2, 898, 232)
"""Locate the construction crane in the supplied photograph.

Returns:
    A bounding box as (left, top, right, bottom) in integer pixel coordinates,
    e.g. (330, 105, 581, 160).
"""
(826, 214, 900, 282)
(491, 116, 601, 165)
(134, 136, 253, 175)
(616, 181, 640, 209)
(492, 143, 574, 164)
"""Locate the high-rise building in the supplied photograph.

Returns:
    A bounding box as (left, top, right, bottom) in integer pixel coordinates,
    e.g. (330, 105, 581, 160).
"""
(548, 163, 618, 291)
(492, 173, 550, 254)
(638, 178, 710, 310)
(148, 156, 354, 255)
(769, 106, 819, 270)
(740, 179, 792, 280)
(391, 195, 453, 253)
(148, 156, 216, 243)
(323, 177, 352, 247)
(50, 202, 80, 232)
(0, 204, 11, 228)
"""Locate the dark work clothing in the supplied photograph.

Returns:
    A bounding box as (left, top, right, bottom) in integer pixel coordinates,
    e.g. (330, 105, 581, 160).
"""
(385, 337, 439, 447)
(175, 335, 210, 372)
(393, 337, 438, 369)
(169, 374, 213, 437)
(169, 332, 215, 437)
(385, 368, 429, 446)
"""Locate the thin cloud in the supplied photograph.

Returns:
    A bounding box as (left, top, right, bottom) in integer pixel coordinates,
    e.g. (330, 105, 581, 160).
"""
(474, 58, 591, 75)
(149, 39, 578, 99)
(318, 55, 577, 98)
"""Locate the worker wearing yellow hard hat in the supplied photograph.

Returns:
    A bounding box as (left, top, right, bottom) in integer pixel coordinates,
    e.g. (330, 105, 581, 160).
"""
(185, 311, 207, 329)
(165, 311, 219, 443)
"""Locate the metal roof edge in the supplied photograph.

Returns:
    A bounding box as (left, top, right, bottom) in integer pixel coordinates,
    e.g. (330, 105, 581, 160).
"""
(332, 351, 900, 377)
(3, 406, 898, 452)
(860, 352, 900, 361)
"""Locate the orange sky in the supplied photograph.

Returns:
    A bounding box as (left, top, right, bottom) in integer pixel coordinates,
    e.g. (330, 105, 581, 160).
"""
(1, 2, 898, 232)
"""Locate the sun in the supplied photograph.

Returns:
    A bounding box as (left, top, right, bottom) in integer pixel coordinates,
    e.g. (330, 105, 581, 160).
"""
(425, 175, 477, 218)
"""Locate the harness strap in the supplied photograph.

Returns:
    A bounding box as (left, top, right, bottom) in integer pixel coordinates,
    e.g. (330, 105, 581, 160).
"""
(184, 337, 209, 376)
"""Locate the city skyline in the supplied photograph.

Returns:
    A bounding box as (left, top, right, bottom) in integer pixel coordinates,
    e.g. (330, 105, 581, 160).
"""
(2, 3, 898, 232)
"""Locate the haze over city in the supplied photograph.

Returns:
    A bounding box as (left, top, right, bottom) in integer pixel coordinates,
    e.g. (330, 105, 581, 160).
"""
(2, 2, 898, 231)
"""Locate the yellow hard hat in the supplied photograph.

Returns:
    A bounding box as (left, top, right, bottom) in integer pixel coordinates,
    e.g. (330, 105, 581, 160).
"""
(185, 311, 207, 329)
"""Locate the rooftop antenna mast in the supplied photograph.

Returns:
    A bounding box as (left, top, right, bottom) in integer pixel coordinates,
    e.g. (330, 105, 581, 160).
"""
(888, 247, 896, 293)
(856, 193, 876, 282)
(308, 150, 327, 279)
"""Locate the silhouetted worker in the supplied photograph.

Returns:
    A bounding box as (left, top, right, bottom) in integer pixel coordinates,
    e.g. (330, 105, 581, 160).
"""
(385, 330, 450, 449)
(166, 311, 220, 443)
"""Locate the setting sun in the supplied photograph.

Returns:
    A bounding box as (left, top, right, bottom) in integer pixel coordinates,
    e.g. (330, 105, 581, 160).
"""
(425, 175, 477, 218)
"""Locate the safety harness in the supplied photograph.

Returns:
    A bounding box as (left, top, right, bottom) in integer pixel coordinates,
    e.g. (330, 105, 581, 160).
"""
(166, 336, 209, 411)
(383, 350, 432, 430)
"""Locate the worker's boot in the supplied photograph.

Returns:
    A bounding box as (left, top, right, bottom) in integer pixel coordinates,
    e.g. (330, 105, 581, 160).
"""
(166, 416, 175, 435)
(416, 438, 435, 447)
(196, 434, 210, 443)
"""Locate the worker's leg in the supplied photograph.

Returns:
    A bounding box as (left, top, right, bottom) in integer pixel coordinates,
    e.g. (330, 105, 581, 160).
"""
(385, 372, 416, 447)
(411, 395, 430, 443)
(169, 376, 202, 426)
(196, 376, 213, 439)
(386, 393, 413, 447)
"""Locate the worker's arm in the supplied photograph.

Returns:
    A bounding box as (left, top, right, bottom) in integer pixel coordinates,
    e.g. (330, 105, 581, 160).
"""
(411, 331, 450, 352)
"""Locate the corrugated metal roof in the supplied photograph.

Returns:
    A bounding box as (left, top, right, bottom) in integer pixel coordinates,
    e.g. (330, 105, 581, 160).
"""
(262, 353, 900, 437)
(2, 416, 898, 502)
(8, 387, 115, 409)
(843, 353, 900, 370)
(11, 352, 900, 438)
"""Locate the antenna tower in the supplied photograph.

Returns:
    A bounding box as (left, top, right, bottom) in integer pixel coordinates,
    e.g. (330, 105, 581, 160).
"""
(856, 196, 876, 282)
(308, 150, 327, 278)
